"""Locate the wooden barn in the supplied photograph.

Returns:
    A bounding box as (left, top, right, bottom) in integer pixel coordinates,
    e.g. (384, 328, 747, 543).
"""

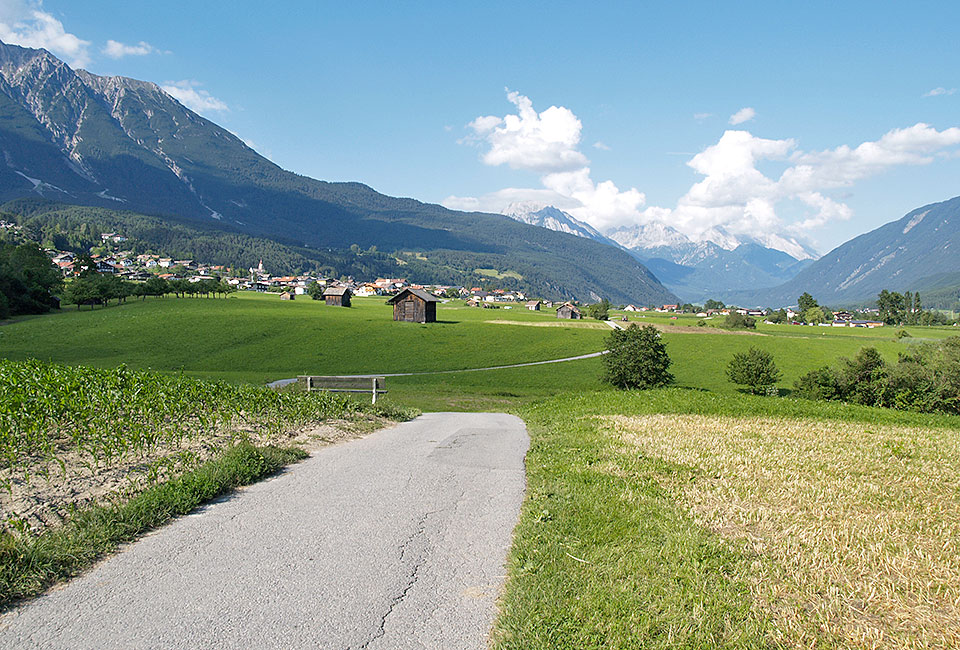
(556, 303, 582, 319)
(387, 288, 440, 322)
(322, 287, 352, 307)
(279, 291, 295, 300)
(525, 300, 542, 311)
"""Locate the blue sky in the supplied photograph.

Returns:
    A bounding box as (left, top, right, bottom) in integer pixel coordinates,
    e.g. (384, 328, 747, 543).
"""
(2, 0, 960, 256)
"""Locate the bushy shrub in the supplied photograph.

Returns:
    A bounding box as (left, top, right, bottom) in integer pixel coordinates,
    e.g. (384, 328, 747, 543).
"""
(726, 347, 781, 395)
(601, 324, 674, 390)
(794, 338, 960, 414)
(724, 312, 756, 329)
(793, 366, 841, 401)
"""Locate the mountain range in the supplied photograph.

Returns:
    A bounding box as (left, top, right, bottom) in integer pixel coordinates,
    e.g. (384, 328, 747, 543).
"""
(1, 39, 956, 310)
(501, 203, 816, 301)
(0, 40, 675, 305)
(730, 195, 960, 307)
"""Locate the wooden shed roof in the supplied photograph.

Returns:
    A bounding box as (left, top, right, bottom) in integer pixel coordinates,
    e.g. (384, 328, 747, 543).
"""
(386, 288, 440, 304)
(322, 287, 351, 296)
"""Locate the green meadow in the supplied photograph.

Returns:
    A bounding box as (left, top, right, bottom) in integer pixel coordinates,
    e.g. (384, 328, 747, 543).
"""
(2, 292, 955, 410)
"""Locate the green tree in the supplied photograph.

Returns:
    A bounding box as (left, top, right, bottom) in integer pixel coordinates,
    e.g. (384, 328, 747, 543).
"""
(307, 281, 324, 300)
(444, 287, 460, 299)
(805, 306, 826, 324)
(877, 290, 906, 325)
(726, 347, 782, 395)
(601, 324, 674, 389)
(797, 292, 818, 313)
(0, 241, 63, 315)
(704, 299, 724, 310)
(63, 277, 98, 309)
(587, 298, 610, 321)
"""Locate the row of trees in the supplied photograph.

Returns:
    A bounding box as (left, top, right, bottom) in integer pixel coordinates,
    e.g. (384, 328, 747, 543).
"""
(64, 268, 235, 309)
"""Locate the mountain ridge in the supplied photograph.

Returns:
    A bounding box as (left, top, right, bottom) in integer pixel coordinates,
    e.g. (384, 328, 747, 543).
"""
(0, 40, 676, 305)
(729, 195, 960, 306)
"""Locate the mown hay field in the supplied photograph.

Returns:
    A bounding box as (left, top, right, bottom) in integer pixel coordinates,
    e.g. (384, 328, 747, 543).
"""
(494, 390, 960, 650)
(607, 413, 960, 649)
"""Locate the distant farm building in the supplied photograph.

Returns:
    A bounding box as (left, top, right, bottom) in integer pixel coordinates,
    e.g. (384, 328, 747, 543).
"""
(556, 303, 582, 319)
(322, 287, 352, 307)
(279, 291, 295, 300)
(525, 300, 542, 311)
(387, 288, 440, 322)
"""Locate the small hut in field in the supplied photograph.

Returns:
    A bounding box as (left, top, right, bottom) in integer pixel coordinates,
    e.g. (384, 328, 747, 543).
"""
(387, 288, 440, 322)
(556, 303, 582, 319)
(526, 300, 542, 311)
(280, 291, 295, 300)
(322, 287, 352, 307)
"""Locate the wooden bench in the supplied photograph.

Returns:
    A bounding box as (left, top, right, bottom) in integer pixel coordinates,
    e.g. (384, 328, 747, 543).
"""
(298, 375, 387, 404)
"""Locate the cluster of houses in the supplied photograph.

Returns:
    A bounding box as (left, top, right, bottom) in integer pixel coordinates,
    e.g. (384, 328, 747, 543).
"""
(33, 229, 896, 327)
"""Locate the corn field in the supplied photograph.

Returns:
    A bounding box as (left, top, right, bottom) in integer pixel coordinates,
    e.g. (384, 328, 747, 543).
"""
(0, 359, 353, 488)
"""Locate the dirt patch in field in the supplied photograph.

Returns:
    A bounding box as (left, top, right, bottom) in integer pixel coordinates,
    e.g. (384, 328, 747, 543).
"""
(1, 415, 392, 535)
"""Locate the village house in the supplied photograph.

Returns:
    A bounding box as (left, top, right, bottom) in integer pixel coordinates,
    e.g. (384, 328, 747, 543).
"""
(387, 288, 440, 322)
(556, 303, 582, 319)
(322, 287, 352, 307)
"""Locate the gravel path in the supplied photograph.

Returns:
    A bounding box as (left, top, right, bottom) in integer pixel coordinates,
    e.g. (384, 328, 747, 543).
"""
(0, 413, 529, 649)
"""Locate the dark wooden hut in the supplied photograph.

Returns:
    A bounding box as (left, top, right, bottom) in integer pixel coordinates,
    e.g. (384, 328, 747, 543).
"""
(322, 287, 352, 307)
(556, 303, 582, 319)
(387, 288, 440, 322)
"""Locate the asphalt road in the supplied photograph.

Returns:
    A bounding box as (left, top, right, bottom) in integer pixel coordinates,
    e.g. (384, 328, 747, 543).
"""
(0, 413, 529, 649)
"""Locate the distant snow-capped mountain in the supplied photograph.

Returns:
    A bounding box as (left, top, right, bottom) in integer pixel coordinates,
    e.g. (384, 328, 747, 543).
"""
(499, 203, 818, 301)
(501, 202, 613, 244)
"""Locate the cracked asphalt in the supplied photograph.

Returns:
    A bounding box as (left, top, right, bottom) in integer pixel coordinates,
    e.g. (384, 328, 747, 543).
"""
(0, 412, 529, 649)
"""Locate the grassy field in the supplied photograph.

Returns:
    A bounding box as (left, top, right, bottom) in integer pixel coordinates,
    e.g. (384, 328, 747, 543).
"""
(5, 292, 960, 646)
(493, 389, 960, 649)
(3, 293, 956, 410)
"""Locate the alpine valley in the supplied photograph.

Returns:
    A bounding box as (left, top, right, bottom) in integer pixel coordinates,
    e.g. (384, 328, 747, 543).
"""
(0, 40, 675, 305)
(501, 202, 817, 302)
(2, 38, 958, 309)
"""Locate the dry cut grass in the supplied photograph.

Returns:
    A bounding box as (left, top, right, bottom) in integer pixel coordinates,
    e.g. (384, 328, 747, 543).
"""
(603, 413, 960, 649)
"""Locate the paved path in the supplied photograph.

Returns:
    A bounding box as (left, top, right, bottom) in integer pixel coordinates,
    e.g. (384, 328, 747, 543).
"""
(267, 350, 608, 388)
(0, 413, 529, 649)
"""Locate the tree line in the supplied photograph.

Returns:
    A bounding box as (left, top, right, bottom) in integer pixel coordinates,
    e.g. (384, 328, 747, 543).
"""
(62, 255, 235, 309)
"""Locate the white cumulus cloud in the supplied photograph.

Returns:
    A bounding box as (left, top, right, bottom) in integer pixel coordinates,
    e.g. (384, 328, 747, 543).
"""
(103, 39, 159, 59)
(454, 90, 645, 231)
(466, 90, 588, 173)
(728, 107, 756, 125)
(924, 87, 956, 97)
(452, 92, 960, 257)
(161, 80, 228, 114)
(0, 0, 91, 68)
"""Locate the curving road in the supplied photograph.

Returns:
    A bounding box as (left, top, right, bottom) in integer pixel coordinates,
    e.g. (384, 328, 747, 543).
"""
(0, 413, 529, 649)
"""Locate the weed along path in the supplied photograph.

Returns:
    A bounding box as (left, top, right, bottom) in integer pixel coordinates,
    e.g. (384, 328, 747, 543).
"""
(0, 413, 529, 649)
